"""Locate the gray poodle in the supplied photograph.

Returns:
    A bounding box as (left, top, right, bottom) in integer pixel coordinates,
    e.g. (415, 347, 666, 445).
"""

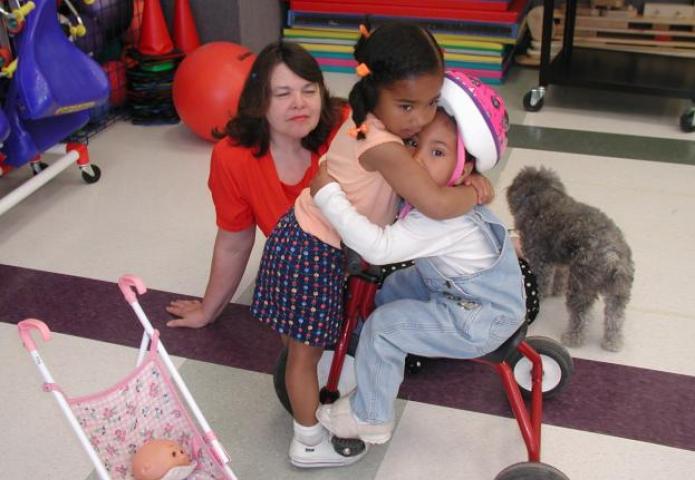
(506, 167, 634, 351)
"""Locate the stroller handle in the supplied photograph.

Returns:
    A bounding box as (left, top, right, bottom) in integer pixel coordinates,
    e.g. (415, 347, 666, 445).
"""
(18, 318, 52, 352)
(118, 274, 147, 303)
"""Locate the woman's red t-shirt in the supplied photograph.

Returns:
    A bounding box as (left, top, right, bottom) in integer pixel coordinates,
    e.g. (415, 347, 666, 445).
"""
(208, 107, 348, 237)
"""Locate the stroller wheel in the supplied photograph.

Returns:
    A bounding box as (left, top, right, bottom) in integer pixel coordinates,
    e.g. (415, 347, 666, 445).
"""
(508, 336, 574, 399)
(495, 461, 570, 480)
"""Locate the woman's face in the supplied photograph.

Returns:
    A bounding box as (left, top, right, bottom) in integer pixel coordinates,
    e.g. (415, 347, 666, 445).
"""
(405, 111, 460, 186)
(265, 62, 322, 141)
(371, 71, 442, 140)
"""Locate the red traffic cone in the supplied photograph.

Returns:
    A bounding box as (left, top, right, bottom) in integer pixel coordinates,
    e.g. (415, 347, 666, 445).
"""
(174, 0, 200, 54)
(138, 0, 174, 56)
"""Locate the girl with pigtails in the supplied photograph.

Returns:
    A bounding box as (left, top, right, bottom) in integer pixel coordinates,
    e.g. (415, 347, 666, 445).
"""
(250, 21, 494, 468)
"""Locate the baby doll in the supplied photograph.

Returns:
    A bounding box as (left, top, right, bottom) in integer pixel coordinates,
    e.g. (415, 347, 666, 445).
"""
(132, 439, 196, 480)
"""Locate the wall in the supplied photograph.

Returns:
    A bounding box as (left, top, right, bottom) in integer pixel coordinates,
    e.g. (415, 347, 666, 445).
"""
(160, 0, 285, 53)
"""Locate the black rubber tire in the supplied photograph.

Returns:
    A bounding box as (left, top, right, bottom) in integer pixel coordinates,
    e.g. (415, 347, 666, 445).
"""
(495, 461, 570, 480)
(523, 90, 544, 112)
(31, 162, 49, 175)
(507, 336, 574, 399)
(680, 111, 695, 133)
(81, 165, 101, 184)
(273, 348, 293, 414)
(331, 436, 367, 457)
(405, 354, 425, 374)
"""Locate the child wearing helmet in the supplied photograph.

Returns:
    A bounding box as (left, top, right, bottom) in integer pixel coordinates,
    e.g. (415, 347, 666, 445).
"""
(309, 72, 525, 445)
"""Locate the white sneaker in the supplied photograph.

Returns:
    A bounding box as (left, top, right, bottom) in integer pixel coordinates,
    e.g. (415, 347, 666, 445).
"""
(316, 395, 394, 444)
(289, 433, 368, 468)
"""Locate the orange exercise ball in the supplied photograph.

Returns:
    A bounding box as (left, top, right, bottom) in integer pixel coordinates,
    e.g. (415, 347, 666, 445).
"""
(173, 42, 255, 141)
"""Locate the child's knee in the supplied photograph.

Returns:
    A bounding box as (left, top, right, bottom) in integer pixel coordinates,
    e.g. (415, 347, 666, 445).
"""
(288, 340, 324, 366)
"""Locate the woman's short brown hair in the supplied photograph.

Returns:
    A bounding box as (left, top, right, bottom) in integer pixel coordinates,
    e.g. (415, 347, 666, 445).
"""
(216, 41, 343, 157)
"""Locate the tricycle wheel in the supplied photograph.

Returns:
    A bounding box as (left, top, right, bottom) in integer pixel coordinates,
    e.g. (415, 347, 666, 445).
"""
(508, 336, 574, 399)
(495, 461, 570, 480)
(405, 354, 425, 374)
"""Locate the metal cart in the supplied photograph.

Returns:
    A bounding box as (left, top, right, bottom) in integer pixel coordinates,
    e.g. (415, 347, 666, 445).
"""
(522, 0, 695, 132)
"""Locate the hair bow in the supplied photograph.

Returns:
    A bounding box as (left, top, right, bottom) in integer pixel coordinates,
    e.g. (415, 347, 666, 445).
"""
(355, 63, 371, 77)
(348, 123, 369, 138)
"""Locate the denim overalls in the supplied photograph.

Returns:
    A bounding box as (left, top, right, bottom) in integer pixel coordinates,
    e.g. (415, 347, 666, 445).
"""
(351, 206, 526, 424)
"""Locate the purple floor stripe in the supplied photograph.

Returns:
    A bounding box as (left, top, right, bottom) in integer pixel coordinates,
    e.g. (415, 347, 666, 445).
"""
(3, 264, 694, 452)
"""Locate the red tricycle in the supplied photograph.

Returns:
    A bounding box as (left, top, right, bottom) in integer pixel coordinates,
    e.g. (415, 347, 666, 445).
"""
(274, 253, 574, 480)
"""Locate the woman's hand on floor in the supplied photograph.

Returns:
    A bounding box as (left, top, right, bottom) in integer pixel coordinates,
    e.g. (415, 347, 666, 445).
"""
(166, 299, 212, 328)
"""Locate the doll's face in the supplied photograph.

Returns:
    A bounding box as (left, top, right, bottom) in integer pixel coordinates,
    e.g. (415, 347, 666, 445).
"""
(132, 439, 191, 480)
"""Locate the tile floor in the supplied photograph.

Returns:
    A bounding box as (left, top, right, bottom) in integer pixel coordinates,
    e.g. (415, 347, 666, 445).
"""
(1, 67, 694, 479)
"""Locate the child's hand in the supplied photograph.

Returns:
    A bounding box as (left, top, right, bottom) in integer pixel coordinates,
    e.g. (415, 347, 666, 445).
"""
(464, 173, 495, 204)
(310, 162, 337, 197)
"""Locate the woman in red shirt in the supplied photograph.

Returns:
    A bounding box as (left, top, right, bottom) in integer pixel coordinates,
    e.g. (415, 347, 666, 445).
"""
(166, 42, 346, 328)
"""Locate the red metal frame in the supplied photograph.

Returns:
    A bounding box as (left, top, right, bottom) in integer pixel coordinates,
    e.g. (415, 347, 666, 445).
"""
(324, 276, 377, 393)
(476, 341, 543, 461)
(323, 272, 545, 463)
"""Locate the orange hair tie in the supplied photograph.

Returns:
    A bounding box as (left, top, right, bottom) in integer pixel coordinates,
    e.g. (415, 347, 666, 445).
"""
(358, 24, 371, 38)
(355, 63, 371, 77)
(348, 123, 369, 138)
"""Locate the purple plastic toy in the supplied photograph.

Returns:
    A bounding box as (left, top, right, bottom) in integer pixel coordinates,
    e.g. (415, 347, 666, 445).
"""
(1, 0, 109, 169)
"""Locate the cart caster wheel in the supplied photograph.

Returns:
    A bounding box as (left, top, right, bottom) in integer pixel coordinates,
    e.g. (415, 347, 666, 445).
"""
(81, 164, 101, 184)
(0, 48, 12, 68)
(30, 162, 48, 175)
(7, 18, 23, 35)
(523, 89, 545, 112)
(495, 461, 570, 480)
(680, 110, 695, 133)
(405, 354, 425, 375)
(508, 336, 574, 399)
(332, 436, 366, 457)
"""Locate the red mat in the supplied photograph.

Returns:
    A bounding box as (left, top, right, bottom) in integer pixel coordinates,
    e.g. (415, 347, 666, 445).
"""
(290, 0, 528, 22)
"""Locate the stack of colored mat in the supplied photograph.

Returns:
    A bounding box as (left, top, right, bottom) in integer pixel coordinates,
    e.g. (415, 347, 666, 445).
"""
(125, 50, 183, 125)
(283, 0, 531, 84)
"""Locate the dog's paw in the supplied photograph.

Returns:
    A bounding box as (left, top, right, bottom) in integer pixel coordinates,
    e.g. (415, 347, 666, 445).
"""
(561, 331, 585, 348)
(601, 335, 623, 352)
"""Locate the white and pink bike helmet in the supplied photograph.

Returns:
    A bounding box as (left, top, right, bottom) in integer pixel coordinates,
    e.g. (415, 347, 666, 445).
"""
(438, 70, 509, 180)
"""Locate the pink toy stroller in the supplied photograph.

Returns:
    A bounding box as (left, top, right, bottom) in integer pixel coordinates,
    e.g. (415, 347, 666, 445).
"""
(17, 274, 238, 480)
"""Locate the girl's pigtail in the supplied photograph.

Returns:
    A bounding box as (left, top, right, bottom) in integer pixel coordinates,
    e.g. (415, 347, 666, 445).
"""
(349, 81, 370, 140)
(349, 23, 374, 141)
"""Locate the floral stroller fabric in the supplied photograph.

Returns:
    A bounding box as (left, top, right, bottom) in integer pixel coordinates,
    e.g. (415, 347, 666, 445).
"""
(18, 275, 237, 480)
